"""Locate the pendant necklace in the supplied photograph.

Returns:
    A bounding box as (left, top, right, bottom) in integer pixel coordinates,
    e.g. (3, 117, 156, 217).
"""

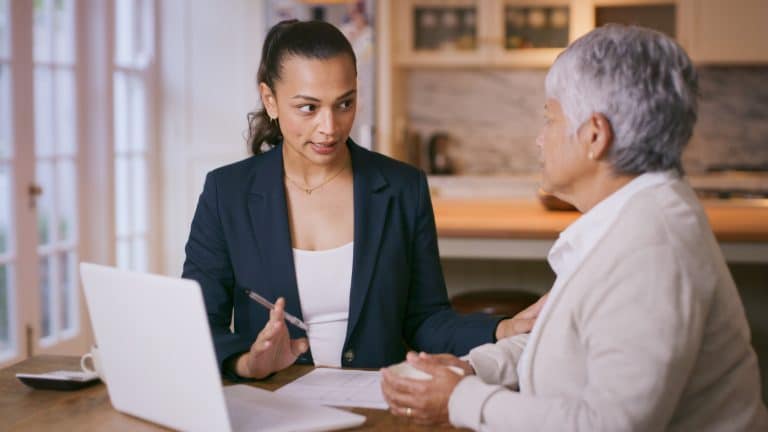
(285, 162, 349, 195)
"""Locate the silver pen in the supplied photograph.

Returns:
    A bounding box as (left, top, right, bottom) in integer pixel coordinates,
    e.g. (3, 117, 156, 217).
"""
(243, 289, 309, 332)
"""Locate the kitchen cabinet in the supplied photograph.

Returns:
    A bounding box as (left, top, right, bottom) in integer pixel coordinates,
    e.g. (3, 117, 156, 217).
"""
(376, 0, 592, 159)
(593, 0, 678, 38)
(394, 0, 592, 68)
(396, 0, 485, 67)
(578, 0, 768, 64)
(678, 0, 768, 64)
(374, 0, 767, 159)
(390, 0, 767, 69)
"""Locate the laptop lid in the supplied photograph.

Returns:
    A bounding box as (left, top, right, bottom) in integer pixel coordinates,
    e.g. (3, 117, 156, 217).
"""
(80, 262, 232, 431)
(79, 263, 366, 432)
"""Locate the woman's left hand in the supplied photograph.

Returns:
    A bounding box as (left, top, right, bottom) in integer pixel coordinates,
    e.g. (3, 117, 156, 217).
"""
(380, 353, 465, 425)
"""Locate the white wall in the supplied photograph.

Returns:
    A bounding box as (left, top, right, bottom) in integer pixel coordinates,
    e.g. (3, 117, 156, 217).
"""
(160, 0, 264, 276)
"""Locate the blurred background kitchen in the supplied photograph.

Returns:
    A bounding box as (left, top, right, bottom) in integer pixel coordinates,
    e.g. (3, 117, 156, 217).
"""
(1, 0, 766, 399)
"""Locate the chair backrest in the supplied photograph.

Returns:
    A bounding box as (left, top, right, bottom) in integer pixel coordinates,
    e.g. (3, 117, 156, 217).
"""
(451, 290, 540, 317)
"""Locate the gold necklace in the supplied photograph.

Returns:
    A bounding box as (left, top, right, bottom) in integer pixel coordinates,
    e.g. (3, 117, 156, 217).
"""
(284, 162, 349, 195)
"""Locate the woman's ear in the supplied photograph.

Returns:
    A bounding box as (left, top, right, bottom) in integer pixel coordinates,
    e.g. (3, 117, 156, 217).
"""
(587, 113, 614, 161)
(259, 82, 278, 119)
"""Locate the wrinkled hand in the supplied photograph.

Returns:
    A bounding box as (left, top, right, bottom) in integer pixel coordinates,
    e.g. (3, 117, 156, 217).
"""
(381, 352, 465, 425)
(495, 292, 549, 340)
(236, 297, 308, 379)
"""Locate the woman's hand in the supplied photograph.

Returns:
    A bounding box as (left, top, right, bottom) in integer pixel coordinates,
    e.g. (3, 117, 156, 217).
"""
(235, 297, 308, 379)
(495, 292, 549, 340)
(381, 352, 465, 425)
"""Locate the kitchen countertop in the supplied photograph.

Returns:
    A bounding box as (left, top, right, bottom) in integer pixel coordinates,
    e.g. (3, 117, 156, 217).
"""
(432, 198, 768, 242)
(428, 173, 768, 200)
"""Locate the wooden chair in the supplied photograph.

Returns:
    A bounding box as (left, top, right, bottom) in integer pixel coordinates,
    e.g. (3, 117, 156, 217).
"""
(451, 290, 540, 317)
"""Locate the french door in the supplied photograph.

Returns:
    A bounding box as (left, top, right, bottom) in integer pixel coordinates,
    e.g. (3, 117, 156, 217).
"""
(0, 0, 88, 367)
(1, 0, 158, 369)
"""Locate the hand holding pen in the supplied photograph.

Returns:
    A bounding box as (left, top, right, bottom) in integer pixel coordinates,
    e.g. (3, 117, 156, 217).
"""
(233, 295, 309, 379)
(244, 289, 309, 331)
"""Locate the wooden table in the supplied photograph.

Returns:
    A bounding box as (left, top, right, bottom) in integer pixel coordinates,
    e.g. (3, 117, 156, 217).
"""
(1, 356, 459, 431)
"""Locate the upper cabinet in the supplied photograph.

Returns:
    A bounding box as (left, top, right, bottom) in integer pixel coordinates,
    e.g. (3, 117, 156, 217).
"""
(592, 0, 768, 64)
(392, 0, 768, 68)
(593, 0, 677, 38)
(394, 0, 592, 67)
(397, 0, 484, 67)
(679, 0, 768, 64)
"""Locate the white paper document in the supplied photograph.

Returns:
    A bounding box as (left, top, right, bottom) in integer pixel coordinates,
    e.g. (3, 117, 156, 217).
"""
(224, 385, 365, 432)
(275, 368, 388, 410)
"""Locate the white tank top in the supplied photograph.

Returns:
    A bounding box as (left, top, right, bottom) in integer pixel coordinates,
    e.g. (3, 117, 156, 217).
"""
(292, 242, 353, 367)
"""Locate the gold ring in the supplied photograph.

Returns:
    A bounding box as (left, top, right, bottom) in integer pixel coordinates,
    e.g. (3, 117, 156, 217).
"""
(406, 407, 412, 417)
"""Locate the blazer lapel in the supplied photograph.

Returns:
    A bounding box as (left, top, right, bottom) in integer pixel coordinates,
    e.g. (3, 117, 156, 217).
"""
(346, 143, 391, 342)
(246, 146, 306, 337)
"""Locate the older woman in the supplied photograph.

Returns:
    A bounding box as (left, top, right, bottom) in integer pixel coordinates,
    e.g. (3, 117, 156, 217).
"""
(380, 25, 768, 431)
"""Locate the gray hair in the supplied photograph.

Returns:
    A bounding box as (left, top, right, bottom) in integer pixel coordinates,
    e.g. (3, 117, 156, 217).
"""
(545, 25, 698, 175)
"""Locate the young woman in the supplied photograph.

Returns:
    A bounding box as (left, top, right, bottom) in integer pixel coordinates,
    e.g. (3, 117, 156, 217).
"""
(182, 20, 539, 380)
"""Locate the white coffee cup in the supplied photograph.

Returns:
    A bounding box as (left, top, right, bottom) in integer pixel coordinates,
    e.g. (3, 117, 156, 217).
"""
(80, 345, 103, 379)
(388, 360, 464, 380)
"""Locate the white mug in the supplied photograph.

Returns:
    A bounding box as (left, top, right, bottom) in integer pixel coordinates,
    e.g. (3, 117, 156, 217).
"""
(80, 345, 103, 379)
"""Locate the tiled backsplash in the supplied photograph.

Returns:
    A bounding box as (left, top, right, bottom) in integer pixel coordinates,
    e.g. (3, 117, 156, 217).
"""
(407, 67, 768, 175)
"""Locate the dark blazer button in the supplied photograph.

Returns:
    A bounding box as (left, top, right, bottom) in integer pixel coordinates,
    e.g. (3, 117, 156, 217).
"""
(343, 349, 355, 363)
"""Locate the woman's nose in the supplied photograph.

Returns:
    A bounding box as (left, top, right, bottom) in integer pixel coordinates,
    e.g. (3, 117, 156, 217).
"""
(317, 109, 337, 137)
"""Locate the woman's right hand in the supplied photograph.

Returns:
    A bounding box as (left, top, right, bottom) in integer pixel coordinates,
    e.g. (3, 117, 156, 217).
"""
(234, 297, 308, 379)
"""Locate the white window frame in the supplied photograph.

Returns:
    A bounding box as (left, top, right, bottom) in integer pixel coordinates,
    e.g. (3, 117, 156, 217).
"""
(0, 0, 160, 369)
(112, 0, 161, 273)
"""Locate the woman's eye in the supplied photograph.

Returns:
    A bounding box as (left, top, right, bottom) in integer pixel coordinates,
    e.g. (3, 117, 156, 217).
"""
(298, 105, 316, 113)
(339, 99, 353, 110)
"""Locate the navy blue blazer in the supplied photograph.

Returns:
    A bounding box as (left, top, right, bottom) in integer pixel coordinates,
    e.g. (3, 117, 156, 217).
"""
(182, 141, 501, 372)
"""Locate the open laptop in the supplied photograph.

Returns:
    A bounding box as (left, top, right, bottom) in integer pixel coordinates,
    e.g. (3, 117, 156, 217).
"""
(79, 262, 365, 432)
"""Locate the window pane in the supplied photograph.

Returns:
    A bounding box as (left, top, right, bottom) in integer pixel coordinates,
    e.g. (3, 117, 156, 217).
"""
(56, 159, 76, 243)
(0, 65, 11, 159)
(0, 263, 12, 355)
(0, 163, 11, 254)
(54, 68, 76, 156)
(39, 255, 53, 338)
(136, 0, 154, 67)
(36, 160, 55, 246)
(115, 0, 135, 66)
(0, 0, 9, 58)
(34, 67, 54, 157)
(113, 72, 128, 153)
(58, 251, 76, 331)
(115, 157, 130, 237)
(33, 0, 52, 63)
(130, 77, 146, 151)
(132, 237, 147, 272)
(52, 0, 75, 64)
(131, 156, 147, 234)
(116, 238, 130, 269)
